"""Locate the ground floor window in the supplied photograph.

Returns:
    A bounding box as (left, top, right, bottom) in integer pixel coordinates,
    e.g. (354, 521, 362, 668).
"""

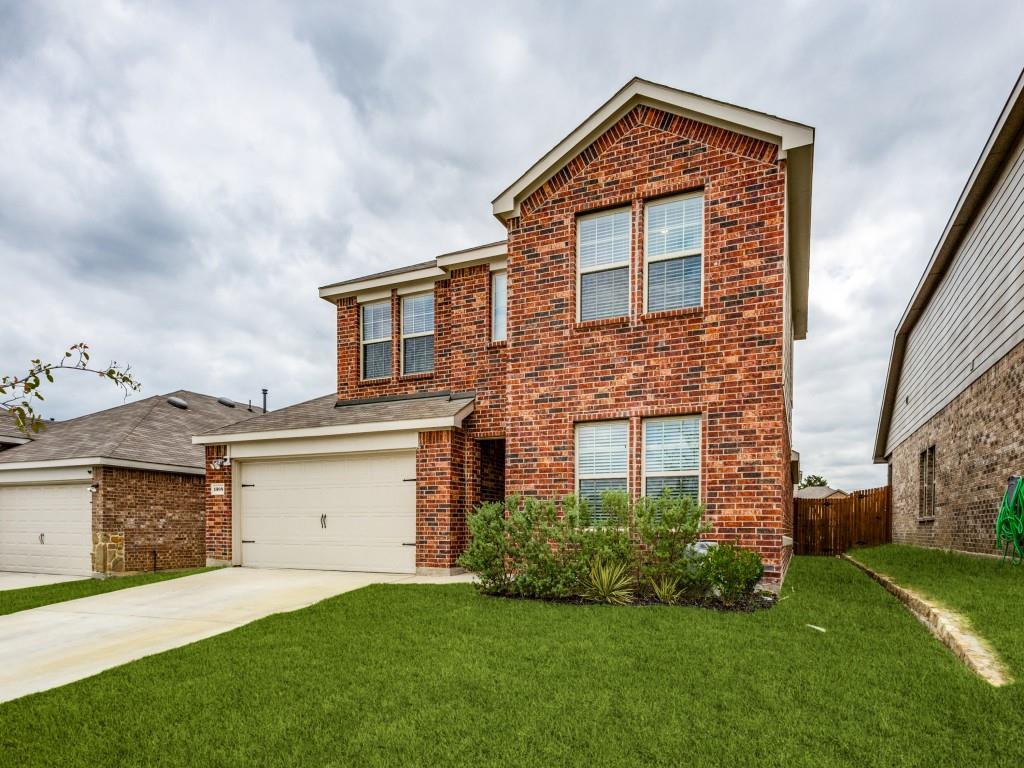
(918, 445, 936, 518)
(644, 416, 700, 501)
(575, 421, 628, 521)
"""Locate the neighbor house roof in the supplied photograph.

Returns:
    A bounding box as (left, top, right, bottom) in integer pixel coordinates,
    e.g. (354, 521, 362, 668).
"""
(874, 69, 1024, 462)
(0, 391, 258, 472)
(0, 409, 33, 445)
(794, 485, 847, 500)
(194, 391, 476, 444)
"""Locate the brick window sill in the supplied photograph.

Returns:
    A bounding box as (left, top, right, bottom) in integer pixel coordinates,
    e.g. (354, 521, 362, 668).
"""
(917, 517, 936, 524)
(357, 377, 392, 387)
(399, 372, 435, 382)
(572, 316, 632, 332)
(641, 306, 704, 323)
(487, 340, 508, 350)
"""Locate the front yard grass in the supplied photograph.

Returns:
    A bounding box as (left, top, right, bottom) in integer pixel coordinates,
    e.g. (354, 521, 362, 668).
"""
(2, 556, 1024, 767)
(0, 568, 212, 616)
(852, 543, 1024, 675)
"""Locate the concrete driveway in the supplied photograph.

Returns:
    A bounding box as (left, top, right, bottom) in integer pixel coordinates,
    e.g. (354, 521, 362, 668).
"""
(0, 567, 472, 703)
(0, 572, 88, 590)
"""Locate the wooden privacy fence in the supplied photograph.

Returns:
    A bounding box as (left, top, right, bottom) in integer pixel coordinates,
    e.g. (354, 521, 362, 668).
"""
(794, 486, 892, 555)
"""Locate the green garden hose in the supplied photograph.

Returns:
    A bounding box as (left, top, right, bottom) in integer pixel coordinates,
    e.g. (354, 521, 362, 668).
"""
(995, 476, 1024, 564)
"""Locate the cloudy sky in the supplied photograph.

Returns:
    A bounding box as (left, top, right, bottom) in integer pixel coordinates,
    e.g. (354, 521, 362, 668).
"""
(1, 1, 1022, 488)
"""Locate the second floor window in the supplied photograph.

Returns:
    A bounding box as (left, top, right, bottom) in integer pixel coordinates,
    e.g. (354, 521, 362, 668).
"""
(645, 193, 703, 312)
(491, 270, 507, 342)
(402, 293, 435, 374)
(578, 208, 631, 321)
(361, 301, 391, 380)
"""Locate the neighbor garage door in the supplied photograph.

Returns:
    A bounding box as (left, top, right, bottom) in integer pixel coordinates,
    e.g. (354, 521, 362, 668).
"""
(238, 452, 417, 573)
(0, 483, 93, 575)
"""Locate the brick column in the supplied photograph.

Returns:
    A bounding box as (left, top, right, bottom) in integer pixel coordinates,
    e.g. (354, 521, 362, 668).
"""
(415, 428, 467, 573)
(205, 445, 233, 565)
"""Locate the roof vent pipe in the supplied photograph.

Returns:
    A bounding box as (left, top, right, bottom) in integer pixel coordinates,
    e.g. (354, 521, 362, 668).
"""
(262, 388, 268, 413)
(167, 397, 188, 410)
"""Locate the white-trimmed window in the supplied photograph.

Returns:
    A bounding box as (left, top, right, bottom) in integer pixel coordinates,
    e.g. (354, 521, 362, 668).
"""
(578, 208, 631, 321)
(361, 301, 392, 380)
(645, 193, 703, 312)
(644, 416, 700, 501)
(491, 270, 507, 342)
(576, 421, 629, 521)
(401, 292, 434, 375)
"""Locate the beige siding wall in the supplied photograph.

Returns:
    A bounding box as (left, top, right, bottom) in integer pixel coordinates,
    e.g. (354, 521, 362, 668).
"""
(887, 132, 1024, 455)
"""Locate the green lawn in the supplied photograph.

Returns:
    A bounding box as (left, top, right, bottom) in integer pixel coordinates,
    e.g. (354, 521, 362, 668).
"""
(2, 557, 1024, 767)
(851, 543, 1024, 675)
(0, 568, 212, 616)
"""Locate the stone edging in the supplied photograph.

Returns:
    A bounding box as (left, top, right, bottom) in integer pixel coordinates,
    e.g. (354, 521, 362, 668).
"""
(842, 554, 1012, 687)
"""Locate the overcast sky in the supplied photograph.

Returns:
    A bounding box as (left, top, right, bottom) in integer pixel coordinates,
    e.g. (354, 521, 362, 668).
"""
(2, 1, 1022, 489)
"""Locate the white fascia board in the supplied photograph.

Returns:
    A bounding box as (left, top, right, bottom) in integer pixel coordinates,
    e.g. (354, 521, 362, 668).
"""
(319, 266, 446, 302)
(0, 437, 31, 446)
(193, 408, 475, 446)
(435, 241, 508, 269)
(492, 78, 814, 222)
(0, 465, 95, 485)
(0, 457, 204, 476)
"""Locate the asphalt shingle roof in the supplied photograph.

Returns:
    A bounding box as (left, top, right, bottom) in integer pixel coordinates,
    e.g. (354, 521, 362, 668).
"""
(0, 391, 258, 469)
(198, 391, 475, 437)
(794, 485, 846, 500)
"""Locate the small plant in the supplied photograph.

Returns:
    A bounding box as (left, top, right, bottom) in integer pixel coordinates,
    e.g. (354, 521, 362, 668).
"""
(700, 543, 764, 606)
(580, 559, 635, 605)
(649, 574, 682, 605)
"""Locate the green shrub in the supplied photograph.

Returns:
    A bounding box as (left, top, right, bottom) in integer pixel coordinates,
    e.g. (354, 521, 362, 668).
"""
(458, 499, 513, 594)
(699, 543, 764, 605)
(580, 559, 635, 605)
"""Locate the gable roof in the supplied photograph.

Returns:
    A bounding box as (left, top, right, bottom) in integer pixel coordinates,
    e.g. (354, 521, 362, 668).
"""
(0, 391, 258, 471)
(874, 69, 1024, 462)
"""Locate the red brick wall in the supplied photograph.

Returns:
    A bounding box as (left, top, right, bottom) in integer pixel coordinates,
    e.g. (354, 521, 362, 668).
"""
(92, 466, 205, 573)
(503, 105, 789, 580)
(415, 428, 468, 569)
(205, 445, 233, 563)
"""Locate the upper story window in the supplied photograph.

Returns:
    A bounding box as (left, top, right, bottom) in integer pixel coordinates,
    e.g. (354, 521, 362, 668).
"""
(401, 293, 435, 375)
(575, 421, 628, 522)
(491, 270, 507, 342)
(578, 208, 631, 321)
(361, 301, 392, 380)
(644, 416, 700, 501)
(645, 193, 703, 312)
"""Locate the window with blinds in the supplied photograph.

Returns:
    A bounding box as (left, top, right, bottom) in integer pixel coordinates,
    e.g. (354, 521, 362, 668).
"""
(576, 421, 628, 522)
(402, 293, 434, 375)
(918, 445, 936, 518)
(361, 301, 392, 380)
(491, 270, 507, 342)
(644, 416, 700, 501)
(645, 193, 703, 312)
(578, 208, 631, 321)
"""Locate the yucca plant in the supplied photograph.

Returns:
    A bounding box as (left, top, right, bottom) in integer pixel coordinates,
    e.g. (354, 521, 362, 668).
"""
(580, 559, 635, 605)
(649, 574, 682, 605)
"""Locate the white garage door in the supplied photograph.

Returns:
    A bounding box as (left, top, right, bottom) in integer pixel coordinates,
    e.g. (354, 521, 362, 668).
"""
(0, 483, 93, 576)
(239, 451, 417, 573)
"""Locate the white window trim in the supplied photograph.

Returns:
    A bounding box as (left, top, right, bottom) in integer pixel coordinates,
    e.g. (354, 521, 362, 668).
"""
(491, 269, 507, 342)
(360, 300, 392, 381)
(575, 419, 630, 503)
(576, 207, 632, 322)
(642, 415, 702, 500)
(643, 192, 704, 313)
(401, 291, 435, 375)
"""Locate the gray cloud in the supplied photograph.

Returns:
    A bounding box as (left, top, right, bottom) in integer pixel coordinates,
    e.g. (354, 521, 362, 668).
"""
(1, 0, 1022, 490)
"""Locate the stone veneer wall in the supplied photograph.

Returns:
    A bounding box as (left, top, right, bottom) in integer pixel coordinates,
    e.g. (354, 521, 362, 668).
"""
(890, 338, 1024, 554)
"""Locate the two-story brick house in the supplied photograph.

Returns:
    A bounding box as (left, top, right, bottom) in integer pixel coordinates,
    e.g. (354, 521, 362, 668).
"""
(195, 78, 814, 583)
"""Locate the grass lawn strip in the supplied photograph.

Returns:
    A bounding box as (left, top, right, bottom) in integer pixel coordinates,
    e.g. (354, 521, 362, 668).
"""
(2, 557, 1021, 767)
(0, 568, 213, 616)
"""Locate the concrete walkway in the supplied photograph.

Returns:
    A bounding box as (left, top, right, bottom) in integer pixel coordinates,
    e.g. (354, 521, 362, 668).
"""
(0, 572, 88, 591)
(0, 567, 473, 703)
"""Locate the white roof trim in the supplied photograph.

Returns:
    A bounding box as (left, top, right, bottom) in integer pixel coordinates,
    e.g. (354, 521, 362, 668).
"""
(319, 266, 446, 301)
(491, 77, 814, 223)
(0, 436, 31, 446)
(435, 241, 508, 269)
(0, 457, 205, 475)
(192, 401, 475, 446)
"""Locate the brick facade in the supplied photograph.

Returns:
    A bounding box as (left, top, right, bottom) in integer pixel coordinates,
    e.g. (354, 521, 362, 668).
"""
(890, 338, 1024, 554)
(91, 466, 205, 573)
(204, 445, 233, 564)
(204, 102, 796, 580)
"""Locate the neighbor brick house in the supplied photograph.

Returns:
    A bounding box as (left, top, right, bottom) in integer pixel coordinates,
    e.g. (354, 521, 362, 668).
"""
(875, 69, 1024, 553)
(195, 78, 815, 583)
(0, 391, 257, 575)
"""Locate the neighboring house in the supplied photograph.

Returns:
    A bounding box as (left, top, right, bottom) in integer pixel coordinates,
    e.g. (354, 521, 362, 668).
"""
(875, 69, 1024, 554)
(0, 409, 33, 451)
(794, 485, 848, 500)
(0, 391, 258, 576)
(195, 77, 815, 583)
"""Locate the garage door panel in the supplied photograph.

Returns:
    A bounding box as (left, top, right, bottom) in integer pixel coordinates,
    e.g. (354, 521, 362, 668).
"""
(0, 484, 93, 576)
(239, 451, 417, 574)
